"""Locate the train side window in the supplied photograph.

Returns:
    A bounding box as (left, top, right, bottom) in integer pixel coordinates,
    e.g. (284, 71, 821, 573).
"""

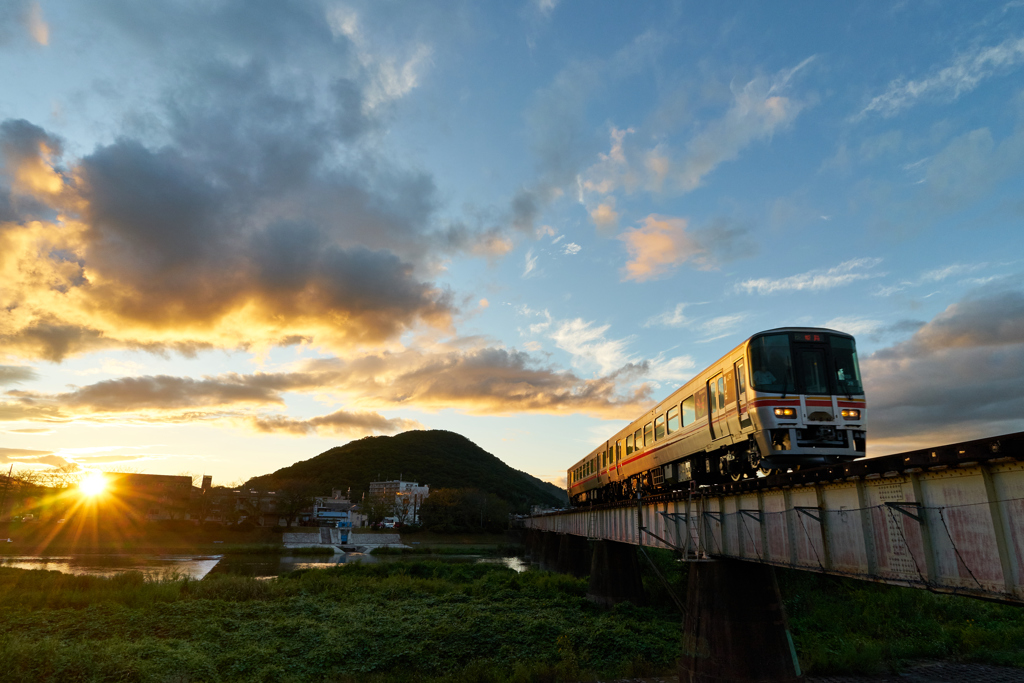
(708, 379, 719, 416)
(695, 388, 708, 419)
(634, 428, 643, 449)
(681, 396, 695, 425)
(643, 422, 653, 446)
(616, 440, 622, 462)
(667, 406, 679, 433)
(655, 414, 666, 440)
(717, 376, 726, 410)
(601, 451, 606, 468)
(626, 434, 633, 455)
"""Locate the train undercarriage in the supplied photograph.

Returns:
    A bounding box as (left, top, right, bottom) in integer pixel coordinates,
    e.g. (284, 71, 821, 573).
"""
(570, 434, 863, 506)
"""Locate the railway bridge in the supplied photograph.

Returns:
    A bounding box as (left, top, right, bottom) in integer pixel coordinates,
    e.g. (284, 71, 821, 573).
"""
(521, 432, 1024, 683)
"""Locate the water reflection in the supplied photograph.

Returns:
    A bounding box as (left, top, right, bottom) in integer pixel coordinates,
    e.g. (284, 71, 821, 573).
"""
(0, 555, 222, 580)
(210, 552, 528, 577)
(1, 552, 528, 579)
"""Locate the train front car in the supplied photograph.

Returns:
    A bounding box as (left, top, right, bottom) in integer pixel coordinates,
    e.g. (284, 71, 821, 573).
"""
(745, 328, 865, 474)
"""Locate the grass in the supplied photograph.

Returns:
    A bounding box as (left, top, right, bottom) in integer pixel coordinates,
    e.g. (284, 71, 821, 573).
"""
(369, 544, 522, 557)
(0, 561, 682, 682)
(778, 569, 1024, 675)
(3, 544, 1023, 680)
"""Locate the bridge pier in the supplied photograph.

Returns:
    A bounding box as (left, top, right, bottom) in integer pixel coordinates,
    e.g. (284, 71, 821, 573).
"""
(539, 531, 562, 572)
(523, 528, 542, 564)
(556, 533, 590, 577)
(680, 560, 801, 683)
(586, 540, 644, 606)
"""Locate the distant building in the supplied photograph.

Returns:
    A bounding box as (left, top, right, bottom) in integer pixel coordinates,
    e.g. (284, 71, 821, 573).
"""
(106, 473, 193, 521)
(368, 480, 429, 525)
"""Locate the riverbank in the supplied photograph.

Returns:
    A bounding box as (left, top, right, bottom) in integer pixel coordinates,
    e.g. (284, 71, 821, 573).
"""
(0, 561, 681, 682)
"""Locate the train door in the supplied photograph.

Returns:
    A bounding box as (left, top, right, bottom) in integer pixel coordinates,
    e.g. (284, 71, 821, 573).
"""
(735, 359, 751, 428)
(708, 373, 730, 440)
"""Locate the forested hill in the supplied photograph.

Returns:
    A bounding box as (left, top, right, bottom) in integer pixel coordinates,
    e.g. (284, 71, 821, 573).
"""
(244, 430, 567, 510)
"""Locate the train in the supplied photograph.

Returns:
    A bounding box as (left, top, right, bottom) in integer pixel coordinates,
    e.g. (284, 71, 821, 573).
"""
(567, 327, 866, 505)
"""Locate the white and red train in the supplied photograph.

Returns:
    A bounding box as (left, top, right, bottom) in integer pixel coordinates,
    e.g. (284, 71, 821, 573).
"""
(567, 327, 866, 505)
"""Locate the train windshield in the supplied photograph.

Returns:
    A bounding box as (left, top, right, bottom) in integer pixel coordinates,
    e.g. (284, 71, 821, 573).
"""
(748, 332, 863, 395)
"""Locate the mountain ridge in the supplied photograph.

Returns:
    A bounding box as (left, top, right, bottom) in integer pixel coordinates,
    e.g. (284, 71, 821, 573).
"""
(244, 430, 567, 510)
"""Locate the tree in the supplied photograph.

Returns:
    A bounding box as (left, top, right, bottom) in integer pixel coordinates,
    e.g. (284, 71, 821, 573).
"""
(241, 488, 271, 526)
(419, 488, 510, 533)
(363, 493, 392, 526)
(275, 480, 318, 527)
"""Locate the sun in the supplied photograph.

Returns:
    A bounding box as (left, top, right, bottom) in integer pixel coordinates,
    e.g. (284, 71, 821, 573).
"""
(79, 472, 107, 497)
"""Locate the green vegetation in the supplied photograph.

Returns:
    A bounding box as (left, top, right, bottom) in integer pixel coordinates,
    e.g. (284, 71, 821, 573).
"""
(779, 569, 1024, 675)
(244, 430, 567, 511)
(369, 544, 521, 557)
(0, 562, 680, 682)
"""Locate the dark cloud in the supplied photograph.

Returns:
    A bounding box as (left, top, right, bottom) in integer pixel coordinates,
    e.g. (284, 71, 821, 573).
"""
(251, 410, 421, 437)
(0, 343, 651, 426)
(691, 218, 757, 268)
(0, 446, 68, 468)
(60, 375, 285, 411)
(0, 365, 37, 386)
(863, 285, 1024, 450)
(0, 2, 513, 361)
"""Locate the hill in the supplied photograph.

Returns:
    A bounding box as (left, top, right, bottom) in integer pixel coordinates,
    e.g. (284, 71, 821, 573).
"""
(244, 430, 567, 511)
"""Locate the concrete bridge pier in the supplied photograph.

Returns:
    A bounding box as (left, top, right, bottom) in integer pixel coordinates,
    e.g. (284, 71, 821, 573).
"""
(523, 529, 542, 564)
(556, 533, 590, 577)
(680, 560, 802, 683)
(538, 531, 562, 572)
(586, 540, 644, 606)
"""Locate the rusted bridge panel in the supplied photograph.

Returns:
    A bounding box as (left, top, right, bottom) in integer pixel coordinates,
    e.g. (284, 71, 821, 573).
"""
(526, 433, 1024, 604)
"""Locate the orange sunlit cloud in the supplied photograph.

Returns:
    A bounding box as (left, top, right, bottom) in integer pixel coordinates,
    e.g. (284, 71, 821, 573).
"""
(617, 214, 698, 282)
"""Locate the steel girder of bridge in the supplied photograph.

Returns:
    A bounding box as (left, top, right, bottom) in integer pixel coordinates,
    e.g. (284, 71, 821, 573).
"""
(526, 432, 1024, 605)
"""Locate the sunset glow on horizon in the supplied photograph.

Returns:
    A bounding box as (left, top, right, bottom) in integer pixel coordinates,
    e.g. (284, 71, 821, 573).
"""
(2, 1, 1024, 488)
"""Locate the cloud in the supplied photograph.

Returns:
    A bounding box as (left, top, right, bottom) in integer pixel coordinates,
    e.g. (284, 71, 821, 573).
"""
(821, 317, 883, 337)
(675, 58, 813, 192)
(0, 365, 36, 386)
(590, 201, 620, 232)
(645, 304, 747, 343)
(618, 215, 698, 282)
(523, 249, 538, 277)
(549, 319, 636, 375)
(617, 214, 751, 282)
(0, 3, 543, 363)
(0, 446, 68, 468)
(25, 1, 46, 45)
(737, 257, 884, 295)
(562, 242, 581, 255)
(251, 410, 422, 437)
(857, 108, 1024, 235)
(863, 285, 1024, 452)
(0, 342, 657, 426)
(859, 35, 1024, 119)
(645, 303, 695, 328)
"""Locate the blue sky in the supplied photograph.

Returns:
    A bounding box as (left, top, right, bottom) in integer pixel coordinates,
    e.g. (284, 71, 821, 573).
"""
(1, 0, 1023, 487)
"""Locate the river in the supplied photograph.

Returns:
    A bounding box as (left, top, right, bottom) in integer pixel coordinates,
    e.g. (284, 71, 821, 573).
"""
(0, 552, 528, 579)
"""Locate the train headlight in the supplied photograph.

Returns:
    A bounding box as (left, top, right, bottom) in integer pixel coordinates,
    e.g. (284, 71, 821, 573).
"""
(841, 409, 861, 419)
(773, 407, 796, 418)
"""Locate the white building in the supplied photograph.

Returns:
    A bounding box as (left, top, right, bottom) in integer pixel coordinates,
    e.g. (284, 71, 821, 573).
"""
(368, 480, 429, 525)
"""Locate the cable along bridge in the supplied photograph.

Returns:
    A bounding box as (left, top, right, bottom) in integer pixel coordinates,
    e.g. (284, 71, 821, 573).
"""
(529, 432, 1024, 604)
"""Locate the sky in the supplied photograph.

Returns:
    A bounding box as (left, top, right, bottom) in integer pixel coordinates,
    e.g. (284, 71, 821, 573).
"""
(2, 1, 1024, 488)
